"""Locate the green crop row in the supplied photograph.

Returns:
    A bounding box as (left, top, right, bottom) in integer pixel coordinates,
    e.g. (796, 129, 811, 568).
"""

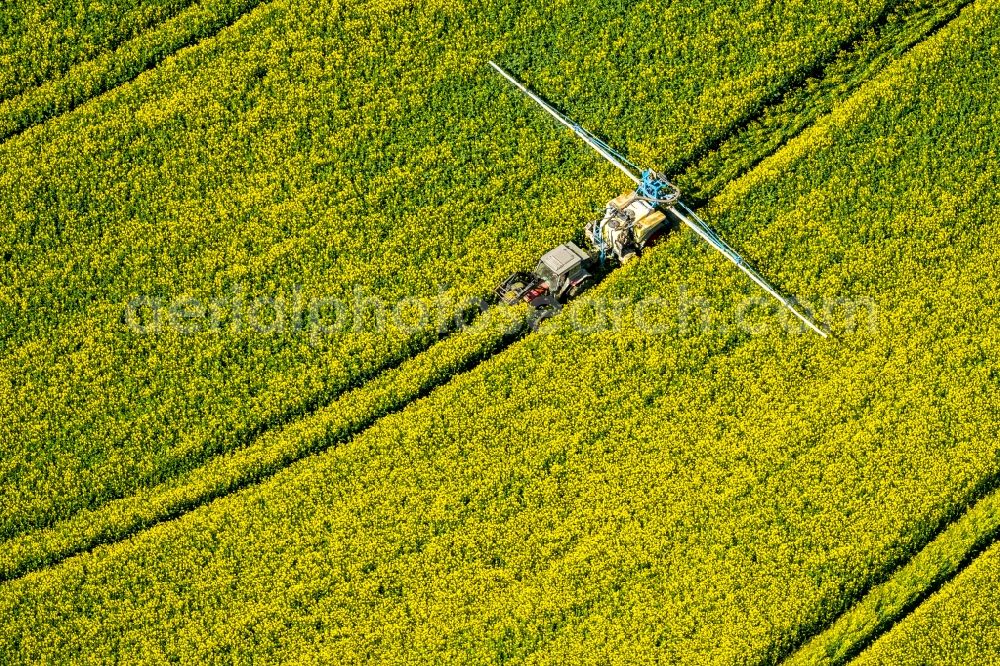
(676, 0, 972, 204)
(0, 0, 266, 143)
(786, 487, 1000, 665)
(0, 0, 896, 546)
(0, 0, 197, 103)
(1, 0, 998, 662)
(852, 539, 1000, 665)
(0, 304, 529, 582)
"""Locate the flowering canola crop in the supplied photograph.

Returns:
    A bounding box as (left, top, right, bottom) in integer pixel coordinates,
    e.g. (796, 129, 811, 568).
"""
(1, 0, 999, 663)
(0, 0, 896, 551)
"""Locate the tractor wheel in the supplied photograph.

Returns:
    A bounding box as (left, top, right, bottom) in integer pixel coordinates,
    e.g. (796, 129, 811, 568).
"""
(527, 293, 561, 331)
(567, 280, 590, 299)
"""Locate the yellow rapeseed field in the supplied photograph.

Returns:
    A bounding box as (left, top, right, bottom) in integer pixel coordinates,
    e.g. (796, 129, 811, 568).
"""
(0, 0, 897, 552)
(1, 0, 998, 662)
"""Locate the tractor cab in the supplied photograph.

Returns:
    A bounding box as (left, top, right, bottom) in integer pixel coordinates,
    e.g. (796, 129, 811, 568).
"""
(496, 242, 593, 310)
(534, 242, 592, 299)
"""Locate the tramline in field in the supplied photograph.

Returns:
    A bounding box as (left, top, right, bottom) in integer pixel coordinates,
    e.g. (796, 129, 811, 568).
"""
(489, 61, 828, 338)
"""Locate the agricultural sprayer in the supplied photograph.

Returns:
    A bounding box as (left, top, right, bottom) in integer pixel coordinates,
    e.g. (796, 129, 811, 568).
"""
(489, 61, 827, 338)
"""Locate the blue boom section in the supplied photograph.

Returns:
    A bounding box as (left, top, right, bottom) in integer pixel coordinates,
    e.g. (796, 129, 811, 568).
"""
(638, 169, 679, 203)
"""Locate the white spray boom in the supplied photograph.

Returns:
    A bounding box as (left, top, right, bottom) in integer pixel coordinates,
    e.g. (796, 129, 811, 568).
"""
(489, 61, 828, 338)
